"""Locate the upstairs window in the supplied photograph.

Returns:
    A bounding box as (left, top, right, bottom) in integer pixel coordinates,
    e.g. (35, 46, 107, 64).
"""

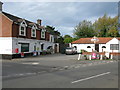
(19, 20, 27, 36)
(41, 29, 45, 38)
(31, 26, 36, 37)
(50, 35, 54, 42)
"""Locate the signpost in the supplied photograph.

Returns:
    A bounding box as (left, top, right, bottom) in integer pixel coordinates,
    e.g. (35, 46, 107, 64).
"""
(91, 36, 99, 59)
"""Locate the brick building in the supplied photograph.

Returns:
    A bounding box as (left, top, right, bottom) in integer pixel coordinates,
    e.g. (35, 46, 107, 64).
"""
(0, 2, 59, 59)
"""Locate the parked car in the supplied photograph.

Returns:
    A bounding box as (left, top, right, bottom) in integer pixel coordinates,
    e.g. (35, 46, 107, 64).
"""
(65, 47, 77, 55)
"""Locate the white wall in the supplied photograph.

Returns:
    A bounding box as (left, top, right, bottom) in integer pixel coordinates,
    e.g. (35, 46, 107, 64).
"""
(12, 37, 55, 54)
(99, 44, 106, 52)
(72, 38, 120, 53)
(106, 38, 120, 53)
(72, 44, 94, 53)
(49, 35, 54, 43)
(0, 37, 12, 54)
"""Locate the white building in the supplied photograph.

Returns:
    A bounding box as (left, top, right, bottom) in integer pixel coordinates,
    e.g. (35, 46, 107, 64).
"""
(71, 37, 120, 53)
(0, 2, 60, 59)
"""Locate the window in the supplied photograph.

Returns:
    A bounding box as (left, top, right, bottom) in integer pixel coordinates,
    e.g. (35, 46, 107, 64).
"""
(110, 44, 119, 50)
(41, 30, 45, 38)
(19, 26, 26, 36)
(102, 46, 106, 48)
(87, 46, 91, 48)
(19, 21, 27, 36)
(31, 26, 36, 37)
(21, 43, 29, 52)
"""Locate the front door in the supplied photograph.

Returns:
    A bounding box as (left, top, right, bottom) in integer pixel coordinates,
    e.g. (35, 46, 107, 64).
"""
(95, 44, 99, 52)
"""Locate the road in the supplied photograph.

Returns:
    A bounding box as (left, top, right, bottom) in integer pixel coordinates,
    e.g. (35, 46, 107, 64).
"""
(2, 54, 118, 88)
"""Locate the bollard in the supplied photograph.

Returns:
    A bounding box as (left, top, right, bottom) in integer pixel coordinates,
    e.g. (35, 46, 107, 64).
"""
(89, 55, 91, 60)
(110, 54, 113, 60)
(100, 55, 103, 60)
(78, 54, 81, 60)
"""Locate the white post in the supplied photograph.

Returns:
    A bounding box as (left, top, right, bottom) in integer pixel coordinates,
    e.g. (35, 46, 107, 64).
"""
(100, 55, 103, 60)
(78, 54, 81, 60)
(89, 55, 91, 60)
(105, 52, 109, 59)
(69, 43, 72, 47)
(111, 54, 113, 59)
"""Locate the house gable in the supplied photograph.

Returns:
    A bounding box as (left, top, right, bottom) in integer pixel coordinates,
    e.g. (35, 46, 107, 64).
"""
(0, 13, 13, 37)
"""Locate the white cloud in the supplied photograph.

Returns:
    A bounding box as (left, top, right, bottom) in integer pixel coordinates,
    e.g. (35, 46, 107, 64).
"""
(2, 2, 118, 37)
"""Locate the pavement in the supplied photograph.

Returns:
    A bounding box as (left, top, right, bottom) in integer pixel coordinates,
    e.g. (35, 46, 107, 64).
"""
(1, 53, 119, 88)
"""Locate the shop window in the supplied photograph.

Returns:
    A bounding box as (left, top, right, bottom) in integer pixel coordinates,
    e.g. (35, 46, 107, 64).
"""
(21, 43, 29, 52)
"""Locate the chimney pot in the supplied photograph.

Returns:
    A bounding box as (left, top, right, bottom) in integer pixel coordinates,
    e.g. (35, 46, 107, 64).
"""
(37, 19, 42, 26)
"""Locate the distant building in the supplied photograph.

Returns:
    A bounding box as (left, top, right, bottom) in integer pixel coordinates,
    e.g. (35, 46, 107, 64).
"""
(71, 37, 120, 53)
(0, 2, 59, 59)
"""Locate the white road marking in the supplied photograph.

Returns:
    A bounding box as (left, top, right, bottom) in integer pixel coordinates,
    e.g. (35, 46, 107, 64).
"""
(3, 71, 46, 78)
(71, 72, 111, 84)
(22, 62, 39, 65)
(32, 63, 39, 65)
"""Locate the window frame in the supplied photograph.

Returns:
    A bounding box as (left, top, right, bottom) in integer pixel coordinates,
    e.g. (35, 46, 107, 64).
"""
(41, 29, 45, 38)
(110, 44, 119, 50)
(19, 20, 27, 36)
(31, 26, 36, 37)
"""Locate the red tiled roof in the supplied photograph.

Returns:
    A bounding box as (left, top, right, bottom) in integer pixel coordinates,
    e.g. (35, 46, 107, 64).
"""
(117, 37, 120, 40)
(71, 37, 120, 44)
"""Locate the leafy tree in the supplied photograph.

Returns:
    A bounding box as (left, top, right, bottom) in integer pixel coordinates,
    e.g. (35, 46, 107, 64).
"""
(63, 35, 72, 38)
(63, 38, 73, 43)
(73, 20, 95, 38)
(63, 34, 79, 43)
(94, 14, 119, 37)
(55, 36, 64, 44)
(45, 25, 55, 35)
(106, 26, 119, 37)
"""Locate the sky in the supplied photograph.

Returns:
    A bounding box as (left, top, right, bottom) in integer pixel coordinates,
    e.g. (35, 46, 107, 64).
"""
(2, 2, 118, 37)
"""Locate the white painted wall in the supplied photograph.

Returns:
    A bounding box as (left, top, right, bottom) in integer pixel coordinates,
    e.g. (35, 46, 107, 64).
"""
(72, 38, 120, 53)
(99, 44, 106, 52)
(106, 38, 120, 52)
(49, 35, 54, 43)
(72, 44, 94, 53)
(0, 37, 12, 54)
(12, 37, 55, 54)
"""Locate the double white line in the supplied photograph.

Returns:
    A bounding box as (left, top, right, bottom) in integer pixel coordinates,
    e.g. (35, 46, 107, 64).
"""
(71, 72, 111, 84)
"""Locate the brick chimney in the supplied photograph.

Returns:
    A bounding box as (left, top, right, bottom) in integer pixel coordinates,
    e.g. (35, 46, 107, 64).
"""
(37, 19, 42, 26)
(0, 1, 3, 13)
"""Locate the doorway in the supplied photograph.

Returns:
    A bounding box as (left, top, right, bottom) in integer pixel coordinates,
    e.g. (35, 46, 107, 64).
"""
(95, 44, 99, 52)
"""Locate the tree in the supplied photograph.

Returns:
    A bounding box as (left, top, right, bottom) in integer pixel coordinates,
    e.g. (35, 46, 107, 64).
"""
(73, 20, 95, 38)
(106, 26, 119, 37)
(63, 37, 73, 44)
(93, 14, 119, 37)
(55, 36, 64, 44)
(63, 35, 72, 38)
(45, 25, 55, 35)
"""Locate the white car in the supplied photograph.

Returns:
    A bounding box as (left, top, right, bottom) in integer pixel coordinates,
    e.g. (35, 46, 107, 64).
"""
(65, 47, 77, 55)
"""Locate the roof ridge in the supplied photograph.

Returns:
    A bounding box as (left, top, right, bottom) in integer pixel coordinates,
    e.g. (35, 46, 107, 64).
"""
(3, 12, 36, 25)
